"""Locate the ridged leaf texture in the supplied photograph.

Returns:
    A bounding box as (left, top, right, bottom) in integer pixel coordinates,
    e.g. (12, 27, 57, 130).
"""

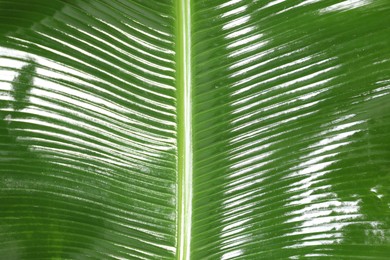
(0, 0, 389, 259)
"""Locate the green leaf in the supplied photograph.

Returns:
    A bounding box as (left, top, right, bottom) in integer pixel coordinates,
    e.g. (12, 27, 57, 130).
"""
(0, 0, 389, 259)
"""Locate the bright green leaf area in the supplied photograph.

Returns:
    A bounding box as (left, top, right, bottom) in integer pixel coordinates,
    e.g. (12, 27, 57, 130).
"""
(0, 0, 390, 259)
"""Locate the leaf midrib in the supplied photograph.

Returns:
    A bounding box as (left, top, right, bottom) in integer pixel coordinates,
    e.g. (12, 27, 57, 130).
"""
(176, 0, 192, 259)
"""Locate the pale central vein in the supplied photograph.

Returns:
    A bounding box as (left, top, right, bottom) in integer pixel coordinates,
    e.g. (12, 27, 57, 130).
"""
(176, 0, 192, 259)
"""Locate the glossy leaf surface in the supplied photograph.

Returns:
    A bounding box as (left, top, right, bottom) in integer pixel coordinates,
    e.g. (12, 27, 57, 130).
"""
(0, 0, 389, 259)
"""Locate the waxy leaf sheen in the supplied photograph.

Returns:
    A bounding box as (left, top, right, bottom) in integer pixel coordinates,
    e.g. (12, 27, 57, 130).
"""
(0, 0, 389, 259)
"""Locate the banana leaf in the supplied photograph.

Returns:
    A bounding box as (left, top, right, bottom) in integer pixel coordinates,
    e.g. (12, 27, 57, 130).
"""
(0, 0, 389, 259)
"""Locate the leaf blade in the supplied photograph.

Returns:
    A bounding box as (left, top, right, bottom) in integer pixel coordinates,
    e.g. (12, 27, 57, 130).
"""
(0, 0, 178, 259)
